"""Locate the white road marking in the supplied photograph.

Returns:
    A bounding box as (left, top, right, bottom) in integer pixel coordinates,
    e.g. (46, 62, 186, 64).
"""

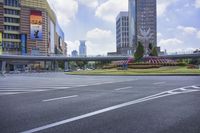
(115, 86, 133, 91)
(153, 82, 166, 85)
(43, 95, 78, 102)
(191, 86, 200, 89)
(21, 85, 200, 133)
(0, 86, 70, 90)
(93, 83, 103, 85)
(0, 79, 139, 96)
(0, 89, 44, 92)
(0, 92, 21, 95)
(0, 87, 72, 96)
(76, 85, 89, 87)
(103, 82, 114, 84)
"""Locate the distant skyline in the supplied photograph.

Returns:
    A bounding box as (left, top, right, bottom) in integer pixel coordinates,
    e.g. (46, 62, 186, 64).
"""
(47, 0, 200, 55)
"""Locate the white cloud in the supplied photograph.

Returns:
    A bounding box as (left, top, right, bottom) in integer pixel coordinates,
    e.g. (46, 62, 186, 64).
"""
(95, 0, 128, 23)
(157, 0, 177, 16)
(177, 26, 198, 34)
(86, 28, 113, 42)
(167, 47, 196, 54)
(197, 31, 200, 39)
(157, 32, 163, 38)
(78, 0, 99, 8)
(67, 28, 115, 55)
(159, 38, 183, 46)
(86, 41, 115, 55)
(195, 0, 200, 8)
(158, 38, 185, 53)
(67, 40, 80, 55)
(86, 28, 115, 55)
(67, 40, 115, 56)
(47, 0, 78, 27)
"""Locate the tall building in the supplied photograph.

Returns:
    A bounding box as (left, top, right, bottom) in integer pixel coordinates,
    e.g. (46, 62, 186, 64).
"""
(0, 0, 67, 55)
(116, 12, 132, 55)
(79, 40, 87, 57)
(129, 0, 157, 52)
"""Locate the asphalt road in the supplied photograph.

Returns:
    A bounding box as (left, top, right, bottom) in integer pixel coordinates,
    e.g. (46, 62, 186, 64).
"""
(0, 73, 200, 133)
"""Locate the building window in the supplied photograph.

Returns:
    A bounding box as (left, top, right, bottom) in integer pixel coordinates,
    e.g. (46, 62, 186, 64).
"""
(4, 25, 19, 31)
(4, 17, 20, 23)
(4, 0, 20, 7)
(4, 9, 20, 15)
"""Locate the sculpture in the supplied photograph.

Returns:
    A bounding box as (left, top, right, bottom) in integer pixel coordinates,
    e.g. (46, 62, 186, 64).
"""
(137, 28, 153, 56)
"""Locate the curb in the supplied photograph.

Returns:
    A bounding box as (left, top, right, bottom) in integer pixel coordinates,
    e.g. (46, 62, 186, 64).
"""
(66, 73, 200, 76)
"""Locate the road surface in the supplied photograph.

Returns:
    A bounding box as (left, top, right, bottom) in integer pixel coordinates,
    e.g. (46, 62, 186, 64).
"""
(0, 73, 200, 133)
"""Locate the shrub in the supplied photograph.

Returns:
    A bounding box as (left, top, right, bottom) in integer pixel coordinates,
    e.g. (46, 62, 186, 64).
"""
(177, 62, 187, 66)
(187, 64, 196, 69)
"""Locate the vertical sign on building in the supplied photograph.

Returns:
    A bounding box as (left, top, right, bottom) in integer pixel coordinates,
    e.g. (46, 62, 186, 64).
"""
(21, 34, 27, 55)
(30, 11, 42, 40)
(0, 32, 2, 55)
(50, 20, 55, 54)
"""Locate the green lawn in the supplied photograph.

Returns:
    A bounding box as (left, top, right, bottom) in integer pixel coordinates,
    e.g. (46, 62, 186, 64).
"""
(67, 67, 200, 75)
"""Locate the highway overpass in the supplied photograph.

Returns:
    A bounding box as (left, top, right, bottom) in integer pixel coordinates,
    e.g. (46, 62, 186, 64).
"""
(0, 53, 200, 73)
(0, 55, 129, 61)
(0, 53, 200, 61)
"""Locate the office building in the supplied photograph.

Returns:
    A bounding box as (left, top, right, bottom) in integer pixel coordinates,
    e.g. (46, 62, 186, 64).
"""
(71, 50, 78, 57)
(79, 40, 87, 57)
(0, 0, 67, 55)
(129, 0, 157, 52)
(116, 12, 132, 55)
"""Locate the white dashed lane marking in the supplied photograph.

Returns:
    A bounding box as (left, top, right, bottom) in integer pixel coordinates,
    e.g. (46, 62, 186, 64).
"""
(115, 86, 133, 91)
(153, 82, 166, 85)
(43, 95, 78, 102)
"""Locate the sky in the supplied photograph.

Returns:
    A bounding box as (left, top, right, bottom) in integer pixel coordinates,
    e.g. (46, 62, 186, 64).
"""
(47, 0, 200, 55)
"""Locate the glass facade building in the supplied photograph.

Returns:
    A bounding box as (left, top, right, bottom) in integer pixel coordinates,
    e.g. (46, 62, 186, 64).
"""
(79, 40, 87, 57)
(129, 0, 157, 52)
(116, 12, 132, 55)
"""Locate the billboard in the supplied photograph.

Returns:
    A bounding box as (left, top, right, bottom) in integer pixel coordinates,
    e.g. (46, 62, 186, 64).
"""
(0, 32, 2, 55)
(21, 34, 27, 55)
(30, 11, 42, 40)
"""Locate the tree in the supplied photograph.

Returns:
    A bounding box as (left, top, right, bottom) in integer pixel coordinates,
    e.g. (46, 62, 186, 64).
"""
(151, 47, 158, 56)
(148, 43, 153, 56)
(134, 42, 144, 61)
(149, 43, 153, 50)
(76, 61, 87, 69)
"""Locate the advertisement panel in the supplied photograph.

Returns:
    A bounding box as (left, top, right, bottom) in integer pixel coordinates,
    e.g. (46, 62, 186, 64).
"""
(30, 11, 42, 40)
(21, 34, 27, 55)
(0, 32, 2, 55)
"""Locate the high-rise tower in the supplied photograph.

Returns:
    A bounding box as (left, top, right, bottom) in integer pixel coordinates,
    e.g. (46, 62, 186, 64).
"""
(129, 0, 157, 53)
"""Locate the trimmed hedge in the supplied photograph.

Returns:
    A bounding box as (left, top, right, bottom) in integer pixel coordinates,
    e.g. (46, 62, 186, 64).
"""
(128, 65, 161, 69)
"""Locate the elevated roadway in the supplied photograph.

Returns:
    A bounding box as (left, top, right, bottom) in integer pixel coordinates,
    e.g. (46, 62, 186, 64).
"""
(0, 53, 200, 61)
